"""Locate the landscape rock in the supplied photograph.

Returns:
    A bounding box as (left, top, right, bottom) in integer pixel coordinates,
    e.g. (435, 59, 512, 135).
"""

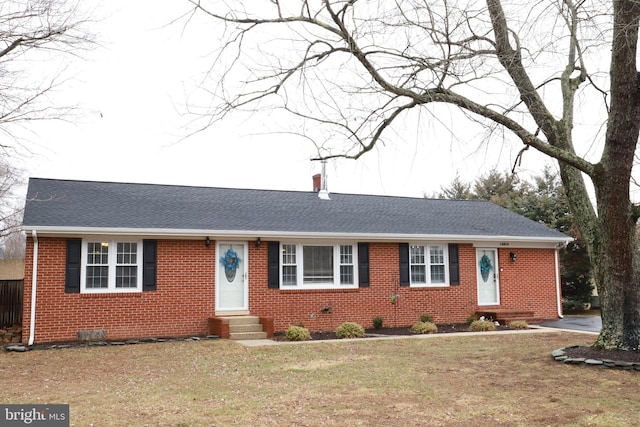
(552, 347, 640, 370)
(5, 344, 29, 352)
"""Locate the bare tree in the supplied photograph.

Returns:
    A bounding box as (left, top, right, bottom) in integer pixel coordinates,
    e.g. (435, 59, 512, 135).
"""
(1, 229, 25, 259)
(0, 0, 93, 150)
(0, 157, 25, 259)
(0, 158, 22, 230)
(184, 0, 640, 351)
(0, 0, 92, 246)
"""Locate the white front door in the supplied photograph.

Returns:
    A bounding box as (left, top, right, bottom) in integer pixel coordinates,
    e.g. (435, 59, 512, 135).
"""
(216, 242, 248, 311)
(477, 248, 499, 306)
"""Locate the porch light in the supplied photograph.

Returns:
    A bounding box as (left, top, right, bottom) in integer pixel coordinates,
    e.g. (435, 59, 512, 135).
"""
(205, 237, 210, 247)
(509, 251, 517, 263)
(255, 237, 261, 248)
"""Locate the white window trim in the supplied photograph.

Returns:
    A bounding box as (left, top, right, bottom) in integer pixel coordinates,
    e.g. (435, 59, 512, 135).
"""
(280, 242, 359, 289)
(80, 238, 143, 293)
(409, 242, 450, 288)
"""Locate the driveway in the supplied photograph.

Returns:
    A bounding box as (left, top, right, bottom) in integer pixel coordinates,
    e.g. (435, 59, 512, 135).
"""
(540, 315, 601, 333)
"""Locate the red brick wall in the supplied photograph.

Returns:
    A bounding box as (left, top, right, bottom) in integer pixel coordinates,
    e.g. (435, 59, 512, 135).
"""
(23, 238, 216, 344)
(495, 247, 560, 319)
(23, 238, 560, 343)
(249, 243, 560, 331)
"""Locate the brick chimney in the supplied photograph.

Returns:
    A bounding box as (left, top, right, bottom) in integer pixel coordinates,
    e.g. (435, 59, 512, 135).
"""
(312, 174, 321, 192)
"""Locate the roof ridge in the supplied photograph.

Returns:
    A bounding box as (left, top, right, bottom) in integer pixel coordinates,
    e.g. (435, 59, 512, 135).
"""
(27, 177, 498, 202)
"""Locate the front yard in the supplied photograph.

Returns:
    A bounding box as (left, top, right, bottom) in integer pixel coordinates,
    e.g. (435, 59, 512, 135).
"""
(2, 331, 638, 426)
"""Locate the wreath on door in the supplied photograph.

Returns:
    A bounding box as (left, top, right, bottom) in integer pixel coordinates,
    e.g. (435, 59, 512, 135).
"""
(479, 254, 493, 282)
(220, 247, 241, 283)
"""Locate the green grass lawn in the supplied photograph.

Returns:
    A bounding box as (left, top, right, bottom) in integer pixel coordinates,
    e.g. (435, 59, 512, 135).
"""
(1, 331, 638, 426)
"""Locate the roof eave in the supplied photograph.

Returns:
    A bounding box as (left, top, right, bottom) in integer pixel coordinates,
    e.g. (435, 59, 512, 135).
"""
(22, 225, 573, 246)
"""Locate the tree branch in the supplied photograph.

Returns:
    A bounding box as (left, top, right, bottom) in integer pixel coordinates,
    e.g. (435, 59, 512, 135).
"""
(184, 1, 600, 177)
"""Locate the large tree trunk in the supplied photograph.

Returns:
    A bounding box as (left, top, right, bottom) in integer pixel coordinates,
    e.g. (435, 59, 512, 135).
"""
(555, 0, 640, 351)
(590, 0, 640, 351)
(559, 143, 640, 350)
(592, 173, 640, 350)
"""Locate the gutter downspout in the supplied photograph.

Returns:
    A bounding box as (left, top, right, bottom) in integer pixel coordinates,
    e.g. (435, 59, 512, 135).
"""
(28, 230, 38, 346)
(554, 246, 563, 319)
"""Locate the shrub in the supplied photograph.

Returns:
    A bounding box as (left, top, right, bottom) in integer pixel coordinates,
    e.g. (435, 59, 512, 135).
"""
(411, 321, 438, 334)
(372, 316, 384, 330)
(335, 322, 366, 338)
(508, 320, 529, 329)
(419, 313, 433, 323)
(285, 325, 311, 341)
(469, 320, 497, 332)
(466, 313, 480, 324)
(562, 299, 587, 312)
(561, 239, 593, 305)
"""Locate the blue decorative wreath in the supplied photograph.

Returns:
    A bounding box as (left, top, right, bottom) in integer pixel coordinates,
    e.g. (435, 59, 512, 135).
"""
(479, 255, 493, 274)
(479, 254, 493, 282)
(220, 248, 241, 282)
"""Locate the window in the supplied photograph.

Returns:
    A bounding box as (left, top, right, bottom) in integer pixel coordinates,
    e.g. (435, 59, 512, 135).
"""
(281, 243, 357, 288)
(116, 243, 139, 288)
(303, 246, 333, 283)
(81, 239, 142, 292)
(282, 244, 297, 286)
(86, 242, 109, 289)
(339, 245, 354, 284)
(410, 244, 448, 286)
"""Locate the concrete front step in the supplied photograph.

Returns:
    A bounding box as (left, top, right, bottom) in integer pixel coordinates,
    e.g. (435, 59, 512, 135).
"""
(208, 315, 274, 340)
(228, 316, 265, 339)
(230, 323, 265, 333)
(229, 331, 268, 340)
(218, 315, 261, 326)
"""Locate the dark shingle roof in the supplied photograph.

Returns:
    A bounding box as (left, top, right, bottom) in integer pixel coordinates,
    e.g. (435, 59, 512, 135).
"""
(22, 178, 569, 242)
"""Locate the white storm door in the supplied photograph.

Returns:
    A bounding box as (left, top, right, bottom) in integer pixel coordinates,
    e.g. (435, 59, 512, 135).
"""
(477, 248, 500, 306)
(216, 242, 248, 311)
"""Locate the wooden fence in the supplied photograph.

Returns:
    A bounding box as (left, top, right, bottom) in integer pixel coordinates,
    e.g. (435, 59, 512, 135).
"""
(0, 280, 23, 328)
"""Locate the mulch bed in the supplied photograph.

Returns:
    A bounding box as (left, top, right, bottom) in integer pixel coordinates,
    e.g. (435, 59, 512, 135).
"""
(551, 310, 640, 364)
(562, 346, 640, 363)
(273, 323, 511, 341)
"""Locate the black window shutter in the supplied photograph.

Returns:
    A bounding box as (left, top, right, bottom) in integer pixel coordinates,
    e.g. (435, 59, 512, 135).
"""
(448, 243, 460, 285)
(143, 240, 157, 291)
(358, 243, 370, 288)
(399, 243, 410, 287)
(267, 241, 280, 289)
(65, 239, 82, 293)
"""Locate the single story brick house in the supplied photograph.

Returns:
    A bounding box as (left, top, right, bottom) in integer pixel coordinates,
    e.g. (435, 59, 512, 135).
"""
(21, 176, 571, 344)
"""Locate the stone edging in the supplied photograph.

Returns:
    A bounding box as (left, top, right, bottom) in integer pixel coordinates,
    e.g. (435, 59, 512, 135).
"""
(3, 335, 220, 352)
(551, 346, 640, 370)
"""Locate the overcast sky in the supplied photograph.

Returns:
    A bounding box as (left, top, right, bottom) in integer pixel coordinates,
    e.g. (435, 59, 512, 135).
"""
(17, 0, 557, 200)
